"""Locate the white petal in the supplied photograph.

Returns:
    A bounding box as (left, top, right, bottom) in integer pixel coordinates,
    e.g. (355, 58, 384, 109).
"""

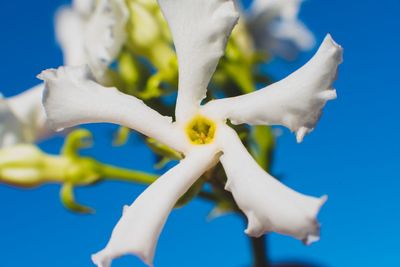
(92, 145, 219, 267)
(55, 7, 87, 66)
(84, 0, 129, 80)
(271, 19, 315, 52)
(0, 96, 25, 147)
(1, 84, 53, 146)
(157, 0, 239, 122)
(38, 65, 187, 152)
(247, 0, 315, 57)
(249, 0, 301, 23)
(217, 125, 326, 243)
(203, 35, 342, 142)
(73, 0, 96, 18)
(247, 0, 303, 23)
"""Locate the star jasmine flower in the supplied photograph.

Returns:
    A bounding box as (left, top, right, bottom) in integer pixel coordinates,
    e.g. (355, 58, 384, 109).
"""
(55, 0, 129, 80)
(0, 84, 52, 147)
(38, 0, 342, 265)
(245, 0, 316, 59)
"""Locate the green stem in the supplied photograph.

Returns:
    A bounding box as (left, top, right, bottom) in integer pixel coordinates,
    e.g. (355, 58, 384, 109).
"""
(99, 164, 223, 205)
(99, 164, 158, 184)
(250, 235, 270, 267)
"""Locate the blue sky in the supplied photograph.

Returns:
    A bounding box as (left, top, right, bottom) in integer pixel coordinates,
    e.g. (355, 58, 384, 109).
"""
(0, 0, 399, 267)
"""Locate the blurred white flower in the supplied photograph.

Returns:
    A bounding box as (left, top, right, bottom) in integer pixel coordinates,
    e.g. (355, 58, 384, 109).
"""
(0, 0, 129, 148)
(55, 0, 129, 80)
(39, 0, 342, 265)
(245, 0, 316, 59)
(0, 85, 51, 147)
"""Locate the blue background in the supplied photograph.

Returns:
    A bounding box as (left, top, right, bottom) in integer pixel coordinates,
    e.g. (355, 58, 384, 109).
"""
(0, 0, 399, 266)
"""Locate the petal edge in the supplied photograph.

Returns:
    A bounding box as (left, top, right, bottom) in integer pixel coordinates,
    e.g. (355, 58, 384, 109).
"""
(92, 145, 219, 266)
(217, 125, 326, 242)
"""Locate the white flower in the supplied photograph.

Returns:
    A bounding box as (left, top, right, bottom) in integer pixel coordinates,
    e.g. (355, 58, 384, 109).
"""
(0, 84, 52, 147)
(39, 0, 342, 265)
(55, 0, 129, 80)
(245, 0, 315, 58)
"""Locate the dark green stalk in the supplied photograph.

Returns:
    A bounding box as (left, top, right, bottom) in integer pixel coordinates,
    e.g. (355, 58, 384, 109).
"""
(250, 235, 270, 267)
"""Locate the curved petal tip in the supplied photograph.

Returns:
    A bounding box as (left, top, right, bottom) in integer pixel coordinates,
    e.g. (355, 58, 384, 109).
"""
(321, 34, 343, 63)
(91, 252, 111, 267)
(91, 244, 154, 267)
(302, 194, 328, 245)
(37, 69, 57, 81)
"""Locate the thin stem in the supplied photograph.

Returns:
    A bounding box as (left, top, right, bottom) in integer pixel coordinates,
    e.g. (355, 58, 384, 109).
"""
(99, 164, 223, 204)
(250, 235, 270, 267)
(99, 164, 158, 184)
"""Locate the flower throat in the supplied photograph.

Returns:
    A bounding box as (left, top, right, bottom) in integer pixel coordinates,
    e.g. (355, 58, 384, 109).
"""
(186, 115, 216, 145)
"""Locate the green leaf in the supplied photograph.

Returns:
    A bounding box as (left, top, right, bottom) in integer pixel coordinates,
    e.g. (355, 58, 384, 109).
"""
(208, 199, 235, 220)
(113, 127, 131, 146)
(61, 129, 93, 158)
(119, 51, 140, 87)
(140, 71, 164, 99)
(222, 61, 255, 94)
(145, 138, 183, 160)
(60, 182, 93, 214)
(154, 157, 172, 169)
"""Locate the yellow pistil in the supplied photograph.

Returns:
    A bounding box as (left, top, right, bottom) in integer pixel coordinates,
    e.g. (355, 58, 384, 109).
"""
(185, 115, 217, 145)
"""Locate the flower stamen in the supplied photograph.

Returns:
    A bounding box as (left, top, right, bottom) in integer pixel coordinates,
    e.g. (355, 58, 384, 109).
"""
(186, 115, 216, 145)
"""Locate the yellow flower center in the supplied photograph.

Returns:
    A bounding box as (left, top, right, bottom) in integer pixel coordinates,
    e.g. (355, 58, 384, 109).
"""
(185, 115, 216, 145)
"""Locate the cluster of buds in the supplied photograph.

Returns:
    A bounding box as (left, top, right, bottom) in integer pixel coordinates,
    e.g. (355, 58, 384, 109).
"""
(0, 129, 157, 213)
